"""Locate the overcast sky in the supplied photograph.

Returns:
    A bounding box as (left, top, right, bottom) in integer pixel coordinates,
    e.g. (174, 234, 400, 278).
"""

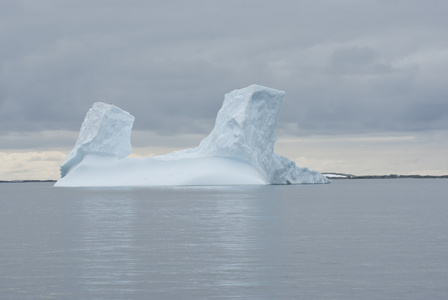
(1, 0, 448, 179)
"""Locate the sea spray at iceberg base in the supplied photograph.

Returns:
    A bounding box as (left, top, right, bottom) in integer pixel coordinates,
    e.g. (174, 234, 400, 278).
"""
(55, 85, 329, 187)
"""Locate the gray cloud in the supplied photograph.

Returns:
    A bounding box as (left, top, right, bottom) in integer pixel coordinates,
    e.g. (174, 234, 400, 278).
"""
(1, 0, 448, 144)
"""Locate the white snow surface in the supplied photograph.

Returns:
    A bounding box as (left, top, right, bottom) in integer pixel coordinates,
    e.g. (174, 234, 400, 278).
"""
(56, 85, 329, 187)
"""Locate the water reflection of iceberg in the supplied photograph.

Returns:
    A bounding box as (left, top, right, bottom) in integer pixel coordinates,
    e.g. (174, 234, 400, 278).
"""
(75, 194, 138, 296)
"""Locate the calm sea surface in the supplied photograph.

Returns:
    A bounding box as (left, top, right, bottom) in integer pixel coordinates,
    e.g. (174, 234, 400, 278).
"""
(1, 180, 447, 299)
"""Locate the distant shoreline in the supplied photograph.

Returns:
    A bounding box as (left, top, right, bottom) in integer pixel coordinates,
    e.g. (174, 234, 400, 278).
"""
(322, 173, 448, 179)
(0, 180, 57, 183)
(1, 175, 448, 183)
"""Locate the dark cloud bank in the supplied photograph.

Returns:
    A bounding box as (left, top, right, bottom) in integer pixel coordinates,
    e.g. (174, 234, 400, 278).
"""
(1, 0, 448, 149)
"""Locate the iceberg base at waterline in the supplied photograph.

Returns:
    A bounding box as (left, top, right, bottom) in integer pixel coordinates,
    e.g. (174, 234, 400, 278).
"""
(55, 85, 329, 187)
(55, 156, 269, 186)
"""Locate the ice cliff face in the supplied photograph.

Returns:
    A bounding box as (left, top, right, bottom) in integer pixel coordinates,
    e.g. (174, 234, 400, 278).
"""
(60, 102, 134, 177)
(56, 85, 329, 186)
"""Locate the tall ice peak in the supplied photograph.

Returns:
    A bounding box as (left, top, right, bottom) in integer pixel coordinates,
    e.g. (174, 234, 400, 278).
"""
(164, 84, 328, 184)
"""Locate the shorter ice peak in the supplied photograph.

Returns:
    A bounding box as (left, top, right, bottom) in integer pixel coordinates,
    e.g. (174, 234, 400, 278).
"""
(59, 102, 134, 177)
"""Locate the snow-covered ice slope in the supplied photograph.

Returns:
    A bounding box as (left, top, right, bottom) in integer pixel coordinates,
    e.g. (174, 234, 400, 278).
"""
(55, 85, 329, 186)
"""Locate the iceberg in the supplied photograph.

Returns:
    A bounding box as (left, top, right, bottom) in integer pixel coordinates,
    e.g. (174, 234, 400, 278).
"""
(55, 84, 329, 187)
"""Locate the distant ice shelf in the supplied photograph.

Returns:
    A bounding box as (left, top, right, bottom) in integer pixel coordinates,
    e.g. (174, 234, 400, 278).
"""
(55, 84, 329, 187)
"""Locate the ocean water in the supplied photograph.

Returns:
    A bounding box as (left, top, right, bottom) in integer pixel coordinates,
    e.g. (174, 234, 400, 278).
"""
(1, 179, 447, 299)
